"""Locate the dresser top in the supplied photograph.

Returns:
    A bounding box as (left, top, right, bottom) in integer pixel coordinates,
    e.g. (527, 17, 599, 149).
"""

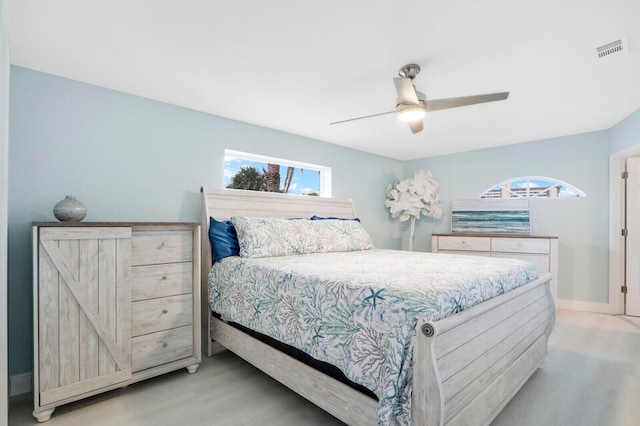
(433, 233, 558, 239)
(33, 221, 199, 227)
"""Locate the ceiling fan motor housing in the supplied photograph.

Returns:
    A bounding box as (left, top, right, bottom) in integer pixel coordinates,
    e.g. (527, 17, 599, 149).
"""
(398, 64, 421, 79)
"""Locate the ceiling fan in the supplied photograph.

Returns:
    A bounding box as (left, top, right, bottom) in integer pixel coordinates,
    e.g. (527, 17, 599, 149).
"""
(330, 64, 509, 134)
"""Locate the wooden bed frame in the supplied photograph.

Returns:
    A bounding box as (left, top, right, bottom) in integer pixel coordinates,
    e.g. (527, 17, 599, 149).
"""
(200, 187, 555, 426)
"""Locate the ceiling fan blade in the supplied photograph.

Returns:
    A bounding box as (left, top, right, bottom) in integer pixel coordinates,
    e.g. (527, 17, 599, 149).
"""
(329, 110, 396, 125)
(427, 92, 509, 112)
(408, 120, 423, 134)
(394, 78, 420, 105)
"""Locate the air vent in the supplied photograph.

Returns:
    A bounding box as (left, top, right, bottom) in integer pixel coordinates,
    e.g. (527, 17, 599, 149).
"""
(596, 37, 627, 59)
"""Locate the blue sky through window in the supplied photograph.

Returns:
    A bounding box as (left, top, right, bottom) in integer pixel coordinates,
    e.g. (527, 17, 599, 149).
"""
(483, 176, 585, 198)
(224, 158, 321, 195)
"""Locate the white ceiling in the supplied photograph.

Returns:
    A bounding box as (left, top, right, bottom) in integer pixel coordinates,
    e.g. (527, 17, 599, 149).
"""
(8, 0, 640, 160)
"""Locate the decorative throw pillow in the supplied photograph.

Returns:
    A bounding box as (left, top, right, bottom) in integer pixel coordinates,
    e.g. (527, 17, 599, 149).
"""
(310, 215, 360, 222)
(312, 219, 374, 253)
(209, 217, 240, 263)
(231, 216, 319, 258)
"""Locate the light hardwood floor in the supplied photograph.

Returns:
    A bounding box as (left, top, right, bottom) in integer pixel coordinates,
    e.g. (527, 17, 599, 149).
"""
(9, 310, 640, 425)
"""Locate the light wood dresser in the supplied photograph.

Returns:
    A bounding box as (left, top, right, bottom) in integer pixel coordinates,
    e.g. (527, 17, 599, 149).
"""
(431, 233, 558, 302)
(32, 222, 201, 422)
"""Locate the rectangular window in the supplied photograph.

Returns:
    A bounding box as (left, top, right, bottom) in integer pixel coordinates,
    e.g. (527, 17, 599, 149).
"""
(224, 150, 331, 197)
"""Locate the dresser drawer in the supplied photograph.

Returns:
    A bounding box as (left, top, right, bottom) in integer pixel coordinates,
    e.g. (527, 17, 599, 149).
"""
(438, 250, 491, 257)
(132, 326, 193, 372)
(131, 294, 193, 337)
(131, 228, 193, 266)
(131, 262, 193, 302)
(492, 237, 550, 254)
(437, 236, 491, 251)
(492, 253, 550, 275)
(433, 233, 558, 303)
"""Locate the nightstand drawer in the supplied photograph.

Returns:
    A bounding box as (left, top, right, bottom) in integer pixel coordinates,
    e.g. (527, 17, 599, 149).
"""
(131, 228, 193, 266)
(131, 294, 193, 337)
(132, 326, 193, 372)
(436, 236, 491, 251)
(131, 262, 193, 301)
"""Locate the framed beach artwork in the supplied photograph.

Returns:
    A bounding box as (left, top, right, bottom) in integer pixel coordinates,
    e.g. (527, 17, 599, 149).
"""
(451, 199, 531, 234)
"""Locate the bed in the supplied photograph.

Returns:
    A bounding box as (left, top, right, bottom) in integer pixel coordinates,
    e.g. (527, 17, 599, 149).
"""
(200, 187, 555, 426)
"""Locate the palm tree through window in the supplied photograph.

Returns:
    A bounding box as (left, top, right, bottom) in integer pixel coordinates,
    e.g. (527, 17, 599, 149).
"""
(224, 150, 331, 197)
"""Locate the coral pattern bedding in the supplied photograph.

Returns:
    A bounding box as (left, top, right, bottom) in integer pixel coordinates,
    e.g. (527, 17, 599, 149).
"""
(208, 249, 539, 425)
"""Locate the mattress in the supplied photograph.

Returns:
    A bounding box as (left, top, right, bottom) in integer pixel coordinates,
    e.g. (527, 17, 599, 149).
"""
(208, 249, 539, 425)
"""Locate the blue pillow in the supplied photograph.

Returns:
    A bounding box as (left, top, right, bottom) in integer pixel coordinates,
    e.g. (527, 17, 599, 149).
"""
(310, 215, 360, 222)
(209, 217, 240, 263)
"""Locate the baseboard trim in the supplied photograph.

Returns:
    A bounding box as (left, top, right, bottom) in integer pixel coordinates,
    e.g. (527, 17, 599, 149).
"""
(9, 372, 32, 396)
(556, 298, 610, 314)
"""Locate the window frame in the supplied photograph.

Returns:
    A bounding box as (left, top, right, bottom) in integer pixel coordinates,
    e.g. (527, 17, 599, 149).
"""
(224, 149, 332, 197)
(480, 176, 586, 199)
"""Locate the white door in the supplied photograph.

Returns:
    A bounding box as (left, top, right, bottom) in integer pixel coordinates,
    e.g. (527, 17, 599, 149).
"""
(626, 157, 640, 316)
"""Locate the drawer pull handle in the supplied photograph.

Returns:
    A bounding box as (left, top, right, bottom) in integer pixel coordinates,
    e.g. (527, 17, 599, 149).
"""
(162, 309, 168, 314)
(158, 241, 166, 249)
(162, 276, 168, 281)
(162, 342, 168, 348)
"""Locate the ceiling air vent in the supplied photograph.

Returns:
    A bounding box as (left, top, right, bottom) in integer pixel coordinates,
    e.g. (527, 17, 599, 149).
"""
(596, 37, 627, 59)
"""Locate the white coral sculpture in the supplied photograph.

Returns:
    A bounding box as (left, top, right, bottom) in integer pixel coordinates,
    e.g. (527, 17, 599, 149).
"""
(385, 170, 442, 251)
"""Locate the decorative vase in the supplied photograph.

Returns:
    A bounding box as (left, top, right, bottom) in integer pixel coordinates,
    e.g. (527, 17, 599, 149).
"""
(53, 195, 87, 222)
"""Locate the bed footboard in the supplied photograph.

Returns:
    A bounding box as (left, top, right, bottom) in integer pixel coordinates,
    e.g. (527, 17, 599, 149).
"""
(209, 273, 554, 426)
(413, 273, 555, 426)
(210, 316, 379, 425)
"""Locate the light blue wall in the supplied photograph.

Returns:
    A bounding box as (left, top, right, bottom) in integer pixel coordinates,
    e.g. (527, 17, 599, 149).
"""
(610, 108, 640, 154)
(8, 66, 403, 376)
(8, 64, 638, 379)
(403, 131, 611, 305)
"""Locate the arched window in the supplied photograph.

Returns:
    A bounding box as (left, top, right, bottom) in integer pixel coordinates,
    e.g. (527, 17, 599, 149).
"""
(480, 176, 586, 199)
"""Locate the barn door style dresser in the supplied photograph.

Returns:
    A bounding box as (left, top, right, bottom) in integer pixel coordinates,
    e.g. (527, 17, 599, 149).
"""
(432, 234, 558, 302)
(32, 222, 201, 422)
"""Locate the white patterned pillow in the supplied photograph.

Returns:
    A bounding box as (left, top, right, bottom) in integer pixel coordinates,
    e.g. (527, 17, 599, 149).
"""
(231, 216, 375, 258)
(312, 219, 374, 253)
(231, 217, 319, 258)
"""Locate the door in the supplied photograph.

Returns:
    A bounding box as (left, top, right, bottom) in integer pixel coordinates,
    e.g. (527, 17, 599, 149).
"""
(36, 226, 132, 406)
(626, 157, 640, 316)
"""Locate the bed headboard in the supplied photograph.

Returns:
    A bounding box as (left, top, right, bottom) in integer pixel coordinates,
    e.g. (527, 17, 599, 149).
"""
(199, 187, 356, 355)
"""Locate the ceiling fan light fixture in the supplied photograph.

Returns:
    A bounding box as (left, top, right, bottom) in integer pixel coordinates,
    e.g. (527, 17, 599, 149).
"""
(329, 63, 509, 135)
(397, 104, 426, 122)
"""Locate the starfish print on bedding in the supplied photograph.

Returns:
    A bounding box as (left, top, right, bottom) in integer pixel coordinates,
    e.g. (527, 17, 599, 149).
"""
(364, 287, 385, 309)
(312, 326, 324, 342)
(252, 304, 261, 317)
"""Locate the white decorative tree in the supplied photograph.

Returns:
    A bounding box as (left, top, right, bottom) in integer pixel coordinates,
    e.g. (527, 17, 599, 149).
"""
(385, 170, 443, 251)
